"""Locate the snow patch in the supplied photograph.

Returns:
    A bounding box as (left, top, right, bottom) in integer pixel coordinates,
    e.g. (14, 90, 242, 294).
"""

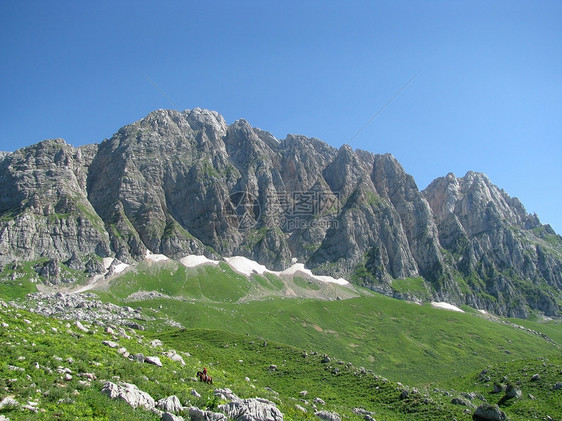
(225, 256, 271, 277)
(180, 255, 219, 268)
(102, 257, 115, 271)
(145, 250, 169, 262)
(281, 263, 348, 286)
(112, 262, 129, 274)
(431, 302, 464, 313)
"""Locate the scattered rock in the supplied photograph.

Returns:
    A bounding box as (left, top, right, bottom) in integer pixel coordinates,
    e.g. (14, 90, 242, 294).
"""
(102, 340, 119, 348)
(315, 410, 341, 421)
(491, 383, 505, 394)
(157, 395, 183, 413)
(295, 404, 307, 413)
(0, 396, 19, 410)
(218, 397, 284, 421)
(163, 350, 185, 366)
(151, 339, 163, 348)
(451, 397, 475, 408)
(191, 389, 201, 398)
(473, 403, 507, 420)
(313, 397, 326, 405)
(189, 406, 228, 421)
(530, 373, 540, 382)
(504, 384, 522, 399)
(74, 320, 89, 332)
(101, 381, 155, 411)
(214, 388, 239, 401)
(145, 356, 163, 367)
(552, 382, 562, 391)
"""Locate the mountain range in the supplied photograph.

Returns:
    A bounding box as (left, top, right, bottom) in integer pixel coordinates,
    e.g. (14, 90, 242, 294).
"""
(0, 108, 560, 317)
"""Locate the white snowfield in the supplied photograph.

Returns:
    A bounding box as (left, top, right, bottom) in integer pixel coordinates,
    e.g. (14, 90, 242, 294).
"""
(101, 257, 129, 274)
(430, 302, 465, 313)
(180, 255, 219, 268)
(145, 250, 169, 262)
(111, 261, 129, 274)
(180, 254, 350, 286)
(224, 256, 271, 277)
(279, 263, 349, 286)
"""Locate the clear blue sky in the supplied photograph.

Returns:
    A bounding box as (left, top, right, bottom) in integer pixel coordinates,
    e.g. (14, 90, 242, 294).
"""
(1, 1, 561, 233)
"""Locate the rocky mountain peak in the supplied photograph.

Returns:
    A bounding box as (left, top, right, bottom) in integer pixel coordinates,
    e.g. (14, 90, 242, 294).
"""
(0, 108, 560, 317)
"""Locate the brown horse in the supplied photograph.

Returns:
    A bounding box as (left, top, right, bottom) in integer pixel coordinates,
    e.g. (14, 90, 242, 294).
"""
(196, 370, 213, 384)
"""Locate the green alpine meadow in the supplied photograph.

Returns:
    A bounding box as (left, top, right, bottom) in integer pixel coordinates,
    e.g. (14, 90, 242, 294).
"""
(1, 108, 561, 420)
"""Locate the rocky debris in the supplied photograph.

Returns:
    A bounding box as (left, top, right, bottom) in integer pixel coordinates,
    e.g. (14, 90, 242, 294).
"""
(313, 397, 326, 405)
(214, 388, 239, 401)
(145, 356, 163, 367)
(0, 396, 19, 410)
(126, 290, 172, 302)
(151, 339, 163, 348)
(530, 373, 540, 381)
(473, 403, 507, 420)
(101, 381, 155, 411)
(162, 349, 186, 365)
(191, 389, 201, 398)
(78, 372, 97, 381)
(451, 397, 475, 408)
(314, 410, 341, 421)
(353, 408, 376, 419)
(74, 320, 89, 332)
(102, 340, 119, 348)
(491, 383, 505, 394)
(19, 292, 151, 328)
(189, 406, 228, 421)
(156, 395, 183, 413)
(218, 397, 284, 421)
(504, 384, 522, 399)
(551, 382, 562, 391)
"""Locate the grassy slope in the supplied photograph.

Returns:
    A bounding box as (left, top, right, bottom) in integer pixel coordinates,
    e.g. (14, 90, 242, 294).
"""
(95, 265, 561, 386)
(447, 355, 562, 420)
(0, 304, 478, 421)
(93, 260, 362, 304)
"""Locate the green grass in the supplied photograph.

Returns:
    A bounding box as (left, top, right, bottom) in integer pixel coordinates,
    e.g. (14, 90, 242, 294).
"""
(391, 277, 431, 299)
(446, 355, 562, 420)
(293, 276, 322, 291)
(113, 293, 560, 386)
(0, 302, 479, 421)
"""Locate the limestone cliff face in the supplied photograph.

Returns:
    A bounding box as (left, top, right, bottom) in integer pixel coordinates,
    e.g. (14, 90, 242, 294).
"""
(0, 139, 111, 282)
(0, 109, 561, 316)
(423, 172, 561, 317)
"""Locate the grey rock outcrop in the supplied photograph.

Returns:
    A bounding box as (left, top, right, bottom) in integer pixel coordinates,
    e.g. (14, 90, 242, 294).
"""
(1, 108, 561, 316)
(472, 403, 507, 420)
(188, 406, 228, 421)
(101, 381, 155, 410)
(156, 395, 183, 413)
(218, 397, 284, 421)
(314, 410, 341, 421)
(424, 172, 562, 316)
